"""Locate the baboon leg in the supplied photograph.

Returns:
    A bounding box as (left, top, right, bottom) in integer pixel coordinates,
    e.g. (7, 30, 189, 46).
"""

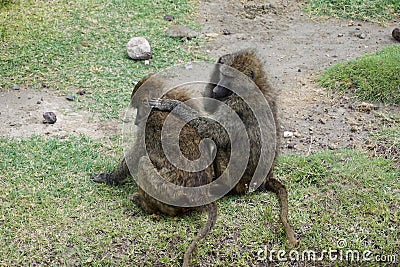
(255, 168, 274, 192)
(183, 202, 217, 267)
(91, 157, 131, 185)
(264, 178, 298, 246)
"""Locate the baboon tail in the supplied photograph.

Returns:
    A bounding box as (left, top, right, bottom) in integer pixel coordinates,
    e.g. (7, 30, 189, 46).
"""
(183, 202, 217, 267)
(264, 178, 298, 246)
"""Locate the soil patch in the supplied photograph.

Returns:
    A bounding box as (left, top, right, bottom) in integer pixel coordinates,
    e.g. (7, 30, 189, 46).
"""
(1, 0, 399, 156)
(199, 0, 400, 155)
(0, 87, 120, 139)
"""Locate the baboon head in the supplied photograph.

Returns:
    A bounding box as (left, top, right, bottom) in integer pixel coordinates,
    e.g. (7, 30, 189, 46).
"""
(213, 50, 261, 99)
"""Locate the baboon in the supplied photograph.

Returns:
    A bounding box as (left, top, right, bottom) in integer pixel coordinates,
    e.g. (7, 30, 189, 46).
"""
(148, 49, 298, 246)
(92, 75, 217, 266)
(392, 28, 400, 42)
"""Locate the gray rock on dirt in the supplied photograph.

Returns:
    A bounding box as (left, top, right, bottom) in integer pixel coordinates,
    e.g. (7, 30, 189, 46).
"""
(126, 37, 152, 60)
(392, 28, 400, 41)
(165, 25, 198, 39)
(43, 112, 57, 124)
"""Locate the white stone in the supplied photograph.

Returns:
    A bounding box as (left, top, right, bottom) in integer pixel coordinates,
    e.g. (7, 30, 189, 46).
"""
(126, 37, 152, 60)
(283, 131, 294, 138)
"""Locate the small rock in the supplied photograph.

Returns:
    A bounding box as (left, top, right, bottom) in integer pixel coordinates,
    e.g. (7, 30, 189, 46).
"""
(287, 142, 296, 149)
(350, 126, 359, 132)
(392, 28, 400, 41)
(13, 84, 20, 90)
(338, 33, 344, 37)
(357, 102, 377, 112)
(77, 89, 86, 95)
(37, 101, 41, 104)
(293, 132, 302, 138)
(66, 94, 76, 101)
(222, 29, 231, 35)
(144, 60, 150, 65)
(126, 37, 152, 60)
(43, 112, 57, 124)
(319, 118, 327, 124)
(328, 143, 338, 150)
(356, 33, 366, 39)
(165, 25, 198, 39)
(163, 15, 174, 21)
(205, 32, 219, 38)
(185, 62, 193, 70)
(283, 131, 294, 138)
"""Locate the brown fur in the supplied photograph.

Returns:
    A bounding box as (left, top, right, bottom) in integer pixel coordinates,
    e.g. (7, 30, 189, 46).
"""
(149, 49, 297, 246)
(92, 75, 218, 266)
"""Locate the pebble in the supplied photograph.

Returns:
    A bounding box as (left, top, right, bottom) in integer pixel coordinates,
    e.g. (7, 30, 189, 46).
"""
(163, 15, 174, 21)
(77, 89, 86, 95)
(66, 94, 76, 101)
(328, 143, 338, 150)
(293, 132, 302, 138)
(126, 37, 152, 60)
(283, 131, 294, 138)
(287, 142, 296, 149)
(13, 84, 20, 90)
(165, 25, 198, 39)
(356, 33, 366, 39)
(357, 102, 377, 112)
(43, 112, 57, 124)
(222, 29, 231, 35)
(205, 32, 219, 38)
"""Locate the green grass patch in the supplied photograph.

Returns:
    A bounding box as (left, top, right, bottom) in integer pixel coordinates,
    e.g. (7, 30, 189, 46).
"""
(1, 137, 398, 265)
(0, 0, 206, 118)
(303, 0, 400, 24)
(318, 45, 400, 104)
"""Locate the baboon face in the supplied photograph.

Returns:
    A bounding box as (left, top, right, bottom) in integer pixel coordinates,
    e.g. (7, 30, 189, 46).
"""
(213, 64, 234, 99)
(213, 53, 256, 99)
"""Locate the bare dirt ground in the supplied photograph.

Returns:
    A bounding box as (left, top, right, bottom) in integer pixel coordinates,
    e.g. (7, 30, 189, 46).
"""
(0, 87, 119, 139)
(199, 0, 399, 155)
(1, 0, 399, 156)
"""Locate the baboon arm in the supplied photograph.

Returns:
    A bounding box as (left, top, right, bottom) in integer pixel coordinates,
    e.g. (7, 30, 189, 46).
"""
(148, 98, 215, 138)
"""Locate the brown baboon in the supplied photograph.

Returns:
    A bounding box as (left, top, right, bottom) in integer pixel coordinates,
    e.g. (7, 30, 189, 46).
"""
(149, 49, 298, 246)
(92, 75, 217, 266)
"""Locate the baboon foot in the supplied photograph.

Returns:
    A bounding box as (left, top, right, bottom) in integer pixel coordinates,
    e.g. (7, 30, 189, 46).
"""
(91, 173, 112, 185)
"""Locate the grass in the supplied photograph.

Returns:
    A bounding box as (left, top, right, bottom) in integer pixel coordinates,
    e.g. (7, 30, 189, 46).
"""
(0, 137, 398, 266)
(303, 0, 400, 24)
(1, 0, 399, 266)
(0, 0, 207, 118)
(318, 45, 400, 104)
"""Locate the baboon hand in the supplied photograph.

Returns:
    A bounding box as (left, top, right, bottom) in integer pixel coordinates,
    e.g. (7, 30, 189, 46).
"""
(148, 98, 181, 111)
